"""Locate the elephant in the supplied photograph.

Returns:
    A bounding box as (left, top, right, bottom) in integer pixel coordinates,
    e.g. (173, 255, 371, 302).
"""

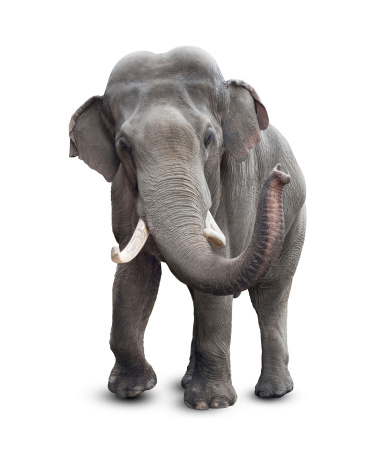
(69, 46, 306, 410)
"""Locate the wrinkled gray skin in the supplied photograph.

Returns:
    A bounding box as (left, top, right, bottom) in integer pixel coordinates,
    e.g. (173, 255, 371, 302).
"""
(69, 47, 306, 409)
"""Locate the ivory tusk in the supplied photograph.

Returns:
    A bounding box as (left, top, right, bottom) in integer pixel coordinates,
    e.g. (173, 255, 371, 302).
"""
(111, 218, 150, 263)
(203, 211, 226, 248)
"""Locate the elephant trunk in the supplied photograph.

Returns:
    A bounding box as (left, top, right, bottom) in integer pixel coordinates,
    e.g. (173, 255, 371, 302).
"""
(113, 160, 290, 296)
(155, 164, 289, 295)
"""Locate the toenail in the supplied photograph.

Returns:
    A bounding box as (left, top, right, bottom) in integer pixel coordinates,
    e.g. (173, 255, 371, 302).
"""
(184, 400, 193, 409)
(257, 391, 271, 398)
(126, 390, 143, 397)
(274, 390, 285, 397)
(146, 380, 156, 390)
(116, 390, 128, 399)
(194, 400, 209, 410)
(210, 399, 229, 409)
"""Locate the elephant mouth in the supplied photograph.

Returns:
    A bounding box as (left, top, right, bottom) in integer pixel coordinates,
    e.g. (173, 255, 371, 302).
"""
(111, 210, 226, 264)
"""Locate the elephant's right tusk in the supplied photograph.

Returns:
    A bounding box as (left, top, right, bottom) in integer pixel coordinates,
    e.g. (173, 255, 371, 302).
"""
(203, 211, 226, 248)
(111, 218, 150, 263)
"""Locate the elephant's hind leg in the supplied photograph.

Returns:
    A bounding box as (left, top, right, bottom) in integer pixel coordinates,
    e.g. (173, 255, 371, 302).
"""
(249, 278, 294, 398)
(249, 206, 306, 398)
(183, 291, 237, 410)
(108, 253, 161, 399)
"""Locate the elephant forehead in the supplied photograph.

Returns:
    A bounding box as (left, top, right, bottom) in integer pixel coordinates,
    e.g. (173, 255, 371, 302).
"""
(105, 79, 220, 126)
(107, 47, 223, 87)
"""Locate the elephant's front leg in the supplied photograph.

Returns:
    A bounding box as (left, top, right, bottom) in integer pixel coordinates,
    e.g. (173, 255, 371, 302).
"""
(108, 253, 161, 398)
(184, 291, 237, 410)
(181, 317, 196, 389)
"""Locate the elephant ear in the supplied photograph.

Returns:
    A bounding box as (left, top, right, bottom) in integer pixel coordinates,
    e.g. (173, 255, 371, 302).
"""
(222, 79, 269, 162)
(69, 96, 120, 182)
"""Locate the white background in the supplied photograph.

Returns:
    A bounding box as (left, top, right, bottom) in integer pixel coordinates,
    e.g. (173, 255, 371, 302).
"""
(2, 1, 374, 457)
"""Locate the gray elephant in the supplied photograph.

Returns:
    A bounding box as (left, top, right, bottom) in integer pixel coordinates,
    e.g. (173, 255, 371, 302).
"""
(69, 46, 306, 410)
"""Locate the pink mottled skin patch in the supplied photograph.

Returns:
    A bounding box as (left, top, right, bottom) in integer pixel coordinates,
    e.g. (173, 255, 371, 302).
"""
(258, 168, 289, 279)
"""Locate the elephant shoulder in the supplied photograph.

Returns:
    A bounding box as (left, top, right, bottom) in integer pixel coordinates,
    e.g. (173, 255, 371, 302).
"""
(257, 125, 306, 227)
(259, 124, 293, 160)
(259, 125, 305, 189)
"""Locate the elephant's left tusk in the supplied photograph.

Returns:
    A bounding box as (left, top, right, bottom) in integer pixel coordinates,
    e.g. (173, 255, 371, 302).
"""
(203, 211, 226, 248)
(111, 218, 150, 263)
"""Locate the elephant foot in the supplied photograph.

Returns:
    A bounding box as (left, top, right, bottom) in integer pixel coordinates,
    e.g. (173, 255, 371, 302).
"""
(184, 376, 237, 410)
(255, 370, 293, 399)
(108, 361, 157, 398)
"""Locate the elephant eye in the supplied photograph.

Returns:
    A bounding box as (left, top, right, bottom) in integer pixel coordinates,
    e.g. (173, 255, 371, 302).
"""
(119, 138, 133, 154)
(204, 129, 215, 148)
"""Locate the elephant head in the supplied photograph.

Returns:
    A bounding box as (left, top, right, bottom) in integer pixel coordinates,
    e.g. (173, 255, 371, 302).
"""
(69, 47, 289, 296)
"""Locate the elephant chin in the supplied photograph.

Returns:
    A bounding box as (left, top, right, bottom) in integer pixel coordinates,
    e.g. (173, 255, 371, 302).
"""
(111, 211, 226, 264)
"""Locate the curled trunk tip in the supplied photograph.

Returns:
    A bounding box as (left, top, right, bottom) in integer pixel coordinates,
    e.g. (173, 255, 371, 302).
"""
(273, 164, 290, 184)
